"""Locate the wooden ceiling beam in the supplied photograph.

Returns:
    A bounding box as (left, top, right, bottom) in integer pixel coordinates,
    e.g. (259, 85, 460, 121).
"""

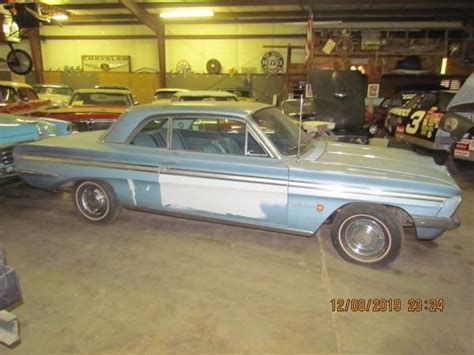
(67, 9, 472, 22)
(118, 0, 166, 86)
(56, 0, 474, 11)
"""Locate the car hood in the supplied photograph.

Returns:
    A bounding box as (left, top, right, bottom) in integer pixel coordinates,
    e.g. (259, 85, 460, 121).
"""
(289, 141, 460, 195)
(0, 114, 40, 145)
(50, 106, 127, 114)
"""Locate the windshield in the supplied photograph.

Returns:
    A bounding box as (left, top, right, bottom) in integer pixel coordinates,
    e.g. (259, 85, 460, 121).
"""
(178, 95, 238, 102)
(70, 93, 130, 106)
(252, 107, 312, 156)
(403, 94, 422, 109)
(155, 91, 176, 100)
(36, 87, 72, 96)
(281, 99, 316, 117)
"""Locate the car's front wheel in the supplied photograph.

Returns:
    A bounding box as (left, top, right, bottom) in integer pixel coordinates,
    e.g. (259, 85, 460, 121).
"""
(330, 203, 402, 267)
(73, 180, 122, 223)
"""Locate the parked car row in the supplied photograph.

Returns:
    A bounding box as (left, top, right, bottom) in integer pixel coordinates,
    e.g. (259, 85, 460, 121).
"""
(153, 88, 256, 104)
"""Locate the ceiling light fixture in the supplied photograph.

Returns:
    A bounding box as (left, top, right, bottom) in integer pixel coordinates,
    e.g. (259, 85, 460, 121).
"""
(159, 8, 214, 19)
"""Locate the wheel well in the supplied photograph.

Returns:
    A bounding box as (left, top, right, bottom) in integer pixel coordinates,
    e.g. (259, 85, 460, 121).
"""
(54, 178, 93, 192)
(325, 202, 414, 227)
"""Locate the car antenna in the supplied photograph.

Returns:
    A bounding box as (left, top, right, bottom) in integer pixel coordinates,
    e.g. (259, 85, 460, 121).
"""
(297, 94, 304, 161)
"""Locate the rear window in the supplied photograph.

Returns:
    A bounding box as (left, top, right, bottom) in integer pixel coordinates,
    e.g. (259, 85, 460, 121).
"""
(36, 86, 72, 96)
(178, 95, 238, 102)
(71, 93, 130, 106)
(154, 91, 175, 100)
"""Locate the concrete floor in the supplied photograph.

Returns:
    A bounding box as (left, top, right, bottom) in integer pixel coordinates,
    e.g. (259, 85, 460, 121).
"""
(0, 165, 473, 354)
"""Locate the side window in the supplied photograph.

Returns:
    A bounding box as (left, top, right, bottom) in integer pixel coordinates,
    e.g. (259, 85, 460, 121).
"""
(170, 117, 266, 156)
(0, 87, 19, 103)
(130, 117, 169, 149)
(18, 88, 38, 101)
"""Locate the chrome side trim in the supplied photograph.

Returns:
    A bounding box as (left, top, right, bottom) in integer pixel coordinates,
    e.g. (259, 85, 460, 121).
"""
(289, 180, 447, 202)
(13, 168, 58, 177)
(18, 153, 450, 202)
(19, 154, 160, 173)
(124, 204, 314, 237)
(161, 168, 288, 186)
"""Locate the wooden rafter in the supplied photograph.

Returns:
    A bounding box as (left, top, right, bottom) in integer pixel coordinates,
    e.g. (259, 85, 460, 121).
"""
(118, 0, 166, 86)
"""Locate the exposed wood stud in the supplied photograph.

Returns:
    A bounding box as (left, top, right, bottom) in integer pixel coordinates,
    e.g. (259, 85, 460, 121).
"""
(118, 0, 166, 86)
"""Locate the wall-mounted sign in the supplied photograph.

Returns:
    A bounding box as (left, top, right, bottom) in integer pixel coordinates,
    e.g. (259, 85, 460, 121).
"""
(261, 51, 284, 73)
(82, 55, 131, 72)
(367, 84, 380, 98)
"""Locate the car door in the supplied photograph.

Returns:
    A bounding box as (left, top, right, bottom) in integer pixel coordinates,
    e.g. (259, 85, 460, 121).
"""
(156, 115, 289, 228)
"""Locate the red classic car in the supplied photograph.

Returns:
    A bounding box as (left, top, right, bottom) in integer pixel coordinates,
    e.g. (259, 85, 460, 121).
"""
(32, 88, 137, 131)
(0, 81, 50, 114)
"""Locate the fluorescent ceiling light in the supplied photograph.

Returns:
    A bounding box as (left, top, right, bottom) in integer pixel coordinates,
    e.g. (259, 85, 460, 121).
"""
(52, 14, 68, 21)
(160, 8, 214, 19)
(440, 57, 448, 75)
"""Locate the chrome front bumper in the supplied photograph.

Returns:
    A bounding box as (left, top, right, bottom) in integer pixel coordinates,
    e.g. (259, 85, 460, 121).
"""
(413, 215, 460, 240)
(413, 215, 460, 230)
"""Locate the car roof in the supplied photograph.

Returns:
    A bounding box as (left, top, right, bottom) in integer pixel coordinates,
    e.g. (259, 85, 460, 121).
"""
(173, 90, 238, 98)
(221, 88, 252, 91)
(105, 102, 272, 143)
(155, 88, 188, 93)
(129, 101, 270, 115)
(73, 88, 131, 94)
(94, 85, 129, 90)
(0, 81, 34, 89)
(33, 84, 71, 89)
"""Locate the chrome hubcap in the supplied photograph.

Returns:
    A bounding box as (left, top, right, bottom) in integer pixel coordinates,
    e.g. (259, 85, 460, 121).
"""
(344, 218, 386, 257)
(80, 186, 108, 217)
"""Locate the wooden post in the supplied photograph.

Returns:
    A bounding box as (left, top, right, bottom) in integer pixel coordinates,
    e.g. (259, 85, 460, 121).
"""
(119, 0, 166, 87)
(28, 27, 44, 84)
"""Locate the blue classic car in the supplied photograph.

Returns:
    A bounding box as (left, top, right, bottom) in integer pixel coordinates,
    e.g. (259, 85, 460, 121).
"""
(13, 102, 461, 267)
(1, 113, 70, 182)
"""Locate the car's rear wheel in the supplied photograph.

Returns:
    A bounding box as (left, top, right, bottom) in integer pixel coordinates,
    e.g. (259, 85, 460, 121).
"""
(73, 180, 122, 223)
(330, 203, 402, 267)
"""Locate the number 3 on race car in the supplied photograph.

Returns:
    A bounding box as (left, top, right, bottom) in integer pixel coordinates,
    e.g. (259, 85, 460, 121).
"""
(405, 110, 426, 135)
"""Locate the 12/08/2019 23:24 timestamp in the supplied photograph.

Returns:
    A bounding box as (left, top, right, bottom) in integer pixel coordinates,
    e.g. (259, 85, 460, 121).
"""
(330, 298, 444, 312)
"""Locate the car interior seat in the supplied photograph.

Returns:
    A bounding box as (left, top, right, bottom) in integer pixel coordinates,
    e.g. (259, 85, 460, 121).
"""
(131, 131, 167, 148)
